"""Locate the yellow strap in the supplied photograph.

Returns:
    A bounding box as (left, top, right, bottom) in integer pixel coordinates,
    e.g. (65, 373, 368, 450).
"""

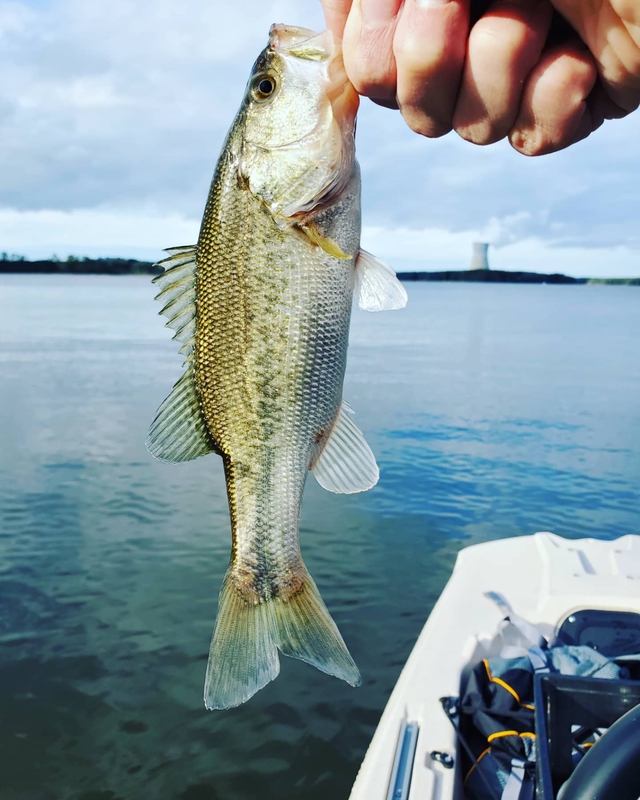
(464, 746, 492, 783)
(483, 659, 533, 707)
(486, 730, 536, 742)
(487, 730, 520, 742)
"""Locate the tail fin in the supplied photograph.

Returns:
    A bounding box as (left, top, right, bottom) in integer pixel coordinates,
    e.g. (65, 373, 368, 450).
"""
(204, 569, 361, 710)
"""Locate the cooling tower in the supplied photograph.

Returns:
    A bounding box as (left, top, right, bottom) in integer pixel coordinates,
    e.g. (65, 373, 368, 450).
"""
(470, 242, 489, 270)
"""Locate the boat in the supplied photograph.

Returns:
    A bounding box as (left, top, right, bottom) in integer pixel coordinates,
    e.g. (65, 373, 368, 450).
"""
(348, 532, 640, 800)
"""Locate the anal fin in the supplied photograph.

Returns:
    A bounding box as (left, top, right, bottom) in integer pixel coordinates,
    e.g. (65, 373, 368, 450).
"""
(311, 401, 379, 493)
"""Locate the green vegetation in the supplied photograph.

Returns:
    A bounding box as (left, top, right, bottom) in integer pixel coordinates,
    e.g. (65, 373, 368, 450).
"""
(586, 277, 640, 286)
(398, 268, 640, 285)
(397, 268, 586, 284)
(0, 253, 159, 275)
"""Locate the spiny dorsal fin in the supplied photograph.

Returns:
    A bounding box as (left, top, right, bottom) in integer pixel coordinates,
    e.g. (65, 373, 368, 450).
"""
(147, 246, 219, 463)
(354, 248, 408, 312)
(311, 401, 379, 493)
(153, 245, 198, 359)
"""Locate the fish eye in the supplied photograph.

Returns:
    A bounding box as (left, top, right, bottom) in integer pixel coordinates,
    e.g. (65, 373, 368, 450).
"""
(251, 74, 277, 102)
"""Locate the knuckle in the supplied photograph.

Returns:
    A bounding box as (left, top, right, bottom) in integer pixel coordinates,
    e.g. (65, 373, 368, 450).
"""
(394, 36, 442, 72)
(344, 41, 397, 100)
(394, 33, 460, 83)
(401, 106, 451, 138)
(454, 118, 504, 146)
(352, 74, 396, 102)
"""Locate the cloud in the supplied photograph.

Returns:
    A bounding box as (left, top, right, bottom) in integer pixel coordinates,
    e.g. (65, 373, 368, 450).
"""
(0, 206, 198, 261)
(3, 205, 635, 279)
(356, 100, 640, 250)
(361, 223, 640, 279)
(0, 0, 325, 214)
(0, 0, 639, 266)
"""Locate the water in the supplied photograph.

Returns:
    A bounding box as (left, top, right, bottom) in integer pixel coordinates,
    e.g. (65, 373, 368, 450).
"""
(1, 275, 639, 800)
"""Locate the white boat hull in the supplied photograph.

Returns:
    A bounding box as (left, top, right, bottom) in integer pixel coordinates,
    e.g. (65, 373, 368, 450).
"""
(349, 532, 640, 800)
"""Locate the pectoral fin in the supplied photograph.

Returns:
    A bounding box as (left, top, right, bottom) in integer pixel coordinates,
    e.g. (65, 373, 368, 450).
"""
(300, 222, 351, 260)
(311, 401, 379, 493)
(354, 248, 408, 311)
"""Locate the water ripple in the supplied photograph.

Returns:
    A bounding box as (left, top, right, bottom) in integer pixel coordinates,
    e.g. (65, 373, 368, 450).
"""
(1, 278, 639, 800)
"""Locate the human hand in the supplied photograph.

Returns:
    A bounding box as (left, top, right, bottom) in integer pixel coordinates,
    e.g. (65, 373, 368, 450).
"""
(320, 0, 640, 155)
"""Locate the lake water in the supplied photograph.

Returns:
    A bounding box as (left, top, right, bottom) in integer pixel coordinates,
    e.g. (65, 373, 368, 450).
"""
(1, 275, 639, 800)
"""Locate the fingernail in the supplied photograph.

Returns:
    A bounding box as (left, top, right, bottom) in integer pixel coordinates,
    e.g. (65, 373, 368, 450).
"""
(360, 0, 400, 28)
(415, 0, 450, 8)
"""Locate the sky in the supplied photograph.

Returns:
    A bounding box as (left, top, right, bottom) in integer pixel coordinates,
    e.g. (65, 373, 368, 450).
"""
(1, 0, 639, 277)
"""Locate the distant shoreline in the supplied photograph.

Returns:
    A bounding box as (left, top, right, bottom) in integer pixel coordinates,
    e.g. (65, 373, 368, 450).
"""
(397, 269, 640, 286)
(0, 258, 161, 276)
(1, 259, 638, 285)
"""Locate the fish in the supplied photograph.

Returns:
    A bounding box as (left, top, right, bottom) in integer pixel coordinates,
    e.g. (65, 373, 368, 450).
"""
(147, 24, 407, 710)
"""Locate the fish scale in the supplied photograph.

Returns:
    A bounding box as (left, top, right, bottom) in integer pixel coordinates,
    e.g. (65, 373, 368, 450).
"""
(196, 155, 353, 585)
(147, 23, 407, 709)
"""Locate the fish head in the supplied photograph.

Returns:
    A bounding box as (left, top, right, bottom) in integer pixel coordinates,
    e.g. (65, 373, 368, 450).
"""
(237, 24, 359, 222)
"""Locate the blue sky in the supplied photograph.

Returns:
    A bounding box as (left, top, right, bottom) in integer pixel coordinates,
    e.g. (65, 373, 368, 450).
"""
(1, 0, 639, 277)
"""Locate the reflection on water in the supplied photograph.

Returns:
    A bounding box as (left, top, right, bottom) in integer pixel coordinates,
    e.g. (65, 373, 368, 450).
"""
(1, 276, 639, 799)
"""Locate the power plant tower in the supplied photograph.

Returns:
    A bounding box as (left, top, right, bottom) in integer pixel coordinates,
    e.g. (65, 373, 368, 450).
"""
(470, 242, 490, 270)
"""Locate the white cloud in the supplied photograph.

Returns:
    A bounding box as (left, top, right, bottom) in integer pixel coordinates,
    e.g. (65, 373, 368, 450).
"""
(0, 207, 198, 261)
(0, 0, 638, 268)
(3, 205, 635, 279)
(356, 101, 640, 250)
(491, 240, 639, 279)
(362, 224, 640, 279)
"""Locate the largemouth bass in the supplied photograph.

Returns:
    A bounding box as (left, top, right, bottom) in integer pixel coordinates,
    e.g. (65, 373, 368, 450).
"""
(148, 24, 407, 710)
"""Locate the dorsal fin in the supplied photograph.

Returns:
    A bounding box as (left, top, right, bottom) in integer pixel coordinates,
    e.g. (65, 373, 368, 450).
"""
(153, 246, 198, 359)
(147, 246, 220, 463)
(311, 401, 379, 493)
(146, 363, 219, 462)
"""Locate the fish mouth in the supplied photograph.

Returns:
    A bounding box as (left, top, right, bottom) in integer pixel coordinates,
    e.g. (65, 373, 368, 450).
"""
(268, 24, 333, 61)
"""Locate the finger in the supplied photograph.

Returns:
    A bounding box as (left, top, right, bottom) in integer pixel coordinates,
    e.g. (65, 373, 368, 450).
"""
(552, 0, 640, 114)
(587, 80, 630, 127)
(453, 0, 553, 144)
(393, 0, 470, 137)
(509, 42, 598, 156)
(320, 0, 354, 38)
(566, 78, 630, 146)
(341, 0, 404, 103)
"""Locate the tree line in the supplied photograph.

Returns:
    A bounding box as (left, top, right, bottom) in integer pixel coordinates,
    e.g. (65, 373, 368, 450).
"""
(0, 253, 160, 274)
